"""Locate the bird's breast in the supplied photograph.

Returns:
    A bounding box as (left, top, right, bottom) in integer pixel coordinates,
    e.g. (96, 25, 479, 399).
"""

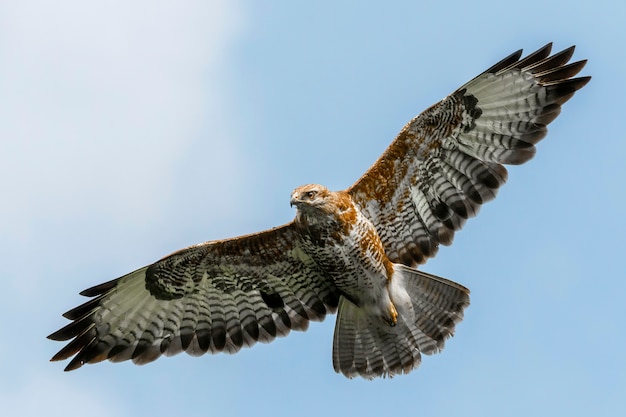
(297, 211, 393, 304)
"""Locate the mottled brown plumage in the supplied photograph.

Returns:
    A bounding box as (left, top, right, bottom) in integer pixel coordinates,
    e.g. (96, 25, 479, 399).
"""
(48, 43, 590, 378)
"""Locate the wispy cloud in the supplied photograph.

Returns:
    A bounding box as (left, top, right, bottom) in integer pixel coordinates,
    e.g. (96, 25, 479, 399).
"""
(0, 0, 244, 236)
(0, 2, 245, 415)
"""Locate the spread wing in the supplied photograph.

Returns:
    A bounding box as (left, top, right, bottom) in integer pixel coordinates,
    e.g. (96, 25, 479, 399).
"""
(348, 43, 590, 266)
(48, 224, 340, 371)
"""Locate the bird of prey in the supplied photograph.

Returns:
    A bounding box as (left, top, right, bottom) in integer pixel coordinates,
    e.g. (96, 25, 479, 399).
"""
(48, 43, 590, 379)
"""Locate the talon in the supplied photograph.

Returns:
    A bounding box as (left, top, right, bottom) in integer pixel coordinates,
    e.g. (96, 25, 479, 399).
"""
(387, 303, 398, 327)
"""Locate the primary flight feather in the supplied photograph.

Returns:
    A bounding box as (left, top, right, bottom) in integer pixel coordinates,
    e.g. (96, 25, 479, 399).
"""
(48, 43, 590, 379)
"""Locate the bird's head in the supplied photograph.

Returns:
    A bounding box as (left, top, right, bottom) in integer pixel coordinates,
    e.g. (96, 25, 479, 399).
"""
(291, 184, 355, 227)
(290, 184, 331, 210)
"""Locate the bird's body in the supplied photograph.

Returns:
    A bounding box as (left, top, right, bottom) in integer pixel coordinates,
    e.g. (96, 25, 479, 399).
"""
(292, 185, 394, 315)
(49, 43, 590, 378)
(290, 184, 469, 376)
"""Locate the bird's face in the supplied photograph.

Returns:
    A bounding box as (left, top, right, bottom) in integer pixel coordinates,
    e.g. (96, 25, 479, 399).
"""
(290, 184, 331, 210)
(291, 184, 355, 227)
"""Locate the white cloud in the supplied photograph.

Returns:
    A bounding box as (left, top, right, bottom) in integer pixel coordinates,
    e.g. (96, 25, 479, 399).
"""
(0, 0, 245, 240)
(0, 2, 248, 395)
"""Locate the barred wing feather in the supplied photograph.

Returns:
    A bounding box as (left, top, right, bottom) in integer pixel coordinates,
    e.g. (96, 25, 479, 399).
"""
(48, 224, 339, 371)
(348, 43, 590, 266)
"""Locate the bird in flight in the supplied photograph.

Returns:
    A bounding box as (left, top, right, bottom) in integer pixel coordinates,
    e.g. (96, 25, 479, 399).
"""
(48, 43, 590, 379)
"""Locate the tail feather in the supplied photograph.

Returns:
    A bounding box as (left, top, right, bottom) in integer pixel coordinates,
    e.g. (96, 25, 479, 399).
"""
(332, 264, 469, 379)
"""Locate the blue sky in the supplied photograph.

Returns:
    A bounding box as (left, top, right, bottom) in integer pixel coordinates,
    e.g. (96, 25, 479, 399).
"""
(2, 1, 625, 416)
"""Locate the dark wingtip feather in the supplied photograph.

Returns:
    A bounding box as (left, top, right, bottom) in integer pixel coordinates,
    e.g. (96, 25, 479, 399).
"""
(498, 43, 553, 73)
(47, 317, 94, 341)
(79, 277, 120, 297)
(568, 75, 592, 90)
(47, 329, 66, 341)
(62, 337, 113, 371)
(61, 294, 107, 320)
(545, 76, 592, 105)
(483, 48, 524, 74)
(50, 328, 96, 363)
(50, 277, 122, 368)
(64, 353, 90, 371)
(535, 60, 588, 83)
(524, 45, 576, 74)
(64, 361, 83, 372)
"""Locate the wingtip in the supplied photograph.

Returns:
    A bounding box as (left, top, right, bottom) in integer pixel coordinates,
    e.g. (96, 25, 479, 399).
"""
(484, 48, 523, 73)
(47, 330, 64, 341)
(577, 75, 592, 87)
(79, 277, 120, 297)
(63, 358, 85, 371)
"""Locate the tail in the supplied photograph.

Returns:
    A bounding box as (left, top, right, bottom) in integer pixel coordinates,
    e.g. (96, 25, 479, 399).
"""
(332, 264, 470, 379)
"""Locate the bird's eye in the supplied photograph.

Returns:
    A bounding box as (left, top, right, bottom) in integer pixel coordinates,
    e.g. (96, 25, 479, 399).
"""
(306, 191, 317, 199)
